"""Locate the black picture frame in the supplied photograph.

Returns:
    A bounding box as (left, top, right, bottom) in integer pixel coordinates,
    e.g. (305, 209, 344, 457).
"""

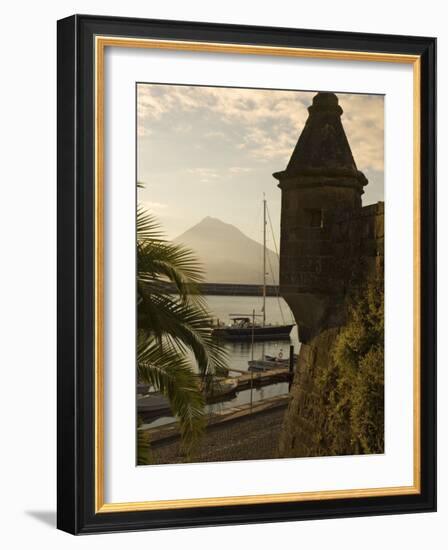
(57, 14, 436, 534)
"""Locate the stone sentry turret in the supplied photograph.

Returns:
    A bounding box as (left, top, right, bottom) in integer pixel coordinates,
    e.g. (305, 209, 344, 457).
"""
(273, 92, 381, 343)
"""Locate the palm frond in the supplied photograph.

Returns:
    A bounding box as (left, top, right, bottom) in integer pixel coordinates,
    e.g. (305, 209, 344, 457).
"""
(137, 206, 164, 242)
(135, 204, 228, 458)
(137, 418, 152, 465)
(137, 240, 204, 296)
(138, 289, 227, 380)
(137, 337, 206, 454)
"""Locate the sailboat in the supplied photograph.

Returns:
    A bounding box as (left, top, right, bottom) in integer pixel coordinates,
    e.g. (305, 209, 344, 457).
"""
(212, 197, 295, 342)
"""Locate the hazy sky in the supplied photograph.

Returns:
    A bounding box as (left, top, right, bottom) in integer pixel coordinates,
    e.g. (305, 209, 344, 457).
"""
(137, 84, 384, 246)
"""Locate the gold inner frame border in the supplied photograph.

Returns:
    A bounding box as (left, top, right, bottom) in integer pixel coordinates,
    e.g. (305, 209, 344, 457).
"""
(94, 36, 421, 513)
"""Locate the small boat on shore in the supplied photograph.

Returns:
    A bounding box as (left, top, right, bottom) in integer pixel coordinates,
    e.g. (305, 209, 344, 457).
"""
(248, 351, 297, 372)
(137, 377, 239, 421)
(204, 377, 239, 402)
(138, 393, 171, 420)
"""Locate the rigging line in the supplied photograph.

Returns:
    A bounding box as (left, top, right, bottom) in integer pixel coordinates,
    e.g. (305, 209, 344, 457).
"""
(249, 205, 263, 306)
(266, 203, 280, 263)
(266, 203, 295, 324)
(265, 203, 286, 324)
(265, 243, 286, 324)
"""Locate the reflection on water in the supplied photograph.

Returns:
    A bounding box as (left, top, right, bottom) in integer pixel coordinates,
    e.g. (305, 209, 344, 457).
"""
(206, 295, 299, 373)
(144, 296, 299, 428)
(147, 382, 289, 429)
(208, 382, 290, 413)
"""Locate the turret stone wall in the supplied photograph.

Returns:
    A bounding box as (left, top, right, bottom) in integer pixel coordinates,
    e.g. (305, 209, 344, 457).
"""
(274, 92, 381, 343)
(274, 92, 384, 457)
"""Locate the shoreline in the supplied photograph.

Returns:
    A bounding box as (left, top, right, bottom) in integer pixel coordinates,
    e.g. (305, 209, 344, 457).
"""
(146, 400, 289, 465)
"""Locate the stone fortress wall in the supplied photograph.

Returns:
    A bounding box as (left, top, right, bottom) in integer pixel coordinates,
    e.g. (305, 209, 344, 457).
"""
(273, 91, 384, 457)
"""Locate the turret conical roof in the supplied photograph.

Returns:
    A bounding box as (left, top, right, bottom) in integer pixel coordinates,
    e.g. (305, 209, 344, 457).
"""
(274, 92, 367, 187)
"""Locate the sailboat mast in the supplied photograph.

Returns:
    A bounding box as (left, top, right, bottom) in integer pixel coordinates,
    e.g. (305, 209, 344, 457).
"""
(262, 195, 267, 327)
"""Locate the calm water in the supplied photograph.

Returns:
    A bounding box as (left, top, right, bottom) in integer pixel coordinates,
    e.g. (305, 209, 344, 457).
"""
(145, 295, 299, 428)
(206, 294, 299, 373)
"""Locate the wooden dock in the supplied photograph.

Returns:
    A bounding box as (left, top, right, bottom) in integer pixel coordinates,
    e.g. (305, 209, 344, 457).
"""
(141, 393, 291, 445)
(231, 367, 290, 391)
(138, 366, 292, 421)
(158, 281, 280, 297)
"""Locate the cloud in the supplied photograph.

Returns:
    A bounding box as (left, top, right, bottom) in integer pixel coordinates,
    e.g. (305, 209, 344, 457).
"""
(340, 94, 384, 173)
(138, 125, 152, 137)
(173, 122, 193, 133)
(137, 84, 383, 173)
(137, 84, 307, 129)
(237, 124, 298, 163)
(228, 166, 254, 174)
(186, 167, 220, 183)
(141, 200, 168, 213)
(205, 130, 227, 139)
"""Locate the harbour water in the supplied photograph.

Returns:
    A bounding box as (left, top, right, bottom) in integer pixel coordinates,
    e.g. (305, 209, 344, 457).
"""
(206, 294, 299, 373)
(146, 295, 299, 428)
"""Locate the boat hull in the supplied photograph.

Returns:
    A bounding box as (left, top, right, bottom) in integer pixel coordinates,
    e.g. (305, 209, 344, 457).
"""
(212, 324, 294, 342)
(248, 358, 293, 372)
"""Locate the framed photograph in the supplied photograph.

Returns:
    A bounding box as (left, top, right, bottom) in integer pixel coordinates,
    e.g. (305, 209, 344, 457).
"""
(57, 14, 436, 534)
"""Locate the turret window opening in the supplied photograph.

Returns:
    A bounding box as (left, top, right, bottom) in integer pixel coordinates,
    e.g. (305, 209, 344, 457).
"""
(306, 208, 323, 228)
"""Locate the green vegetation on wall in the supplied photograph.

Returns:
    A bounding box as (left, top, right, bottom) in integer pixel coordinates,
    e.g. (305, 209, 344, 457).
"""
(319, 276, 384, 455)
(278, 274, 384, 458)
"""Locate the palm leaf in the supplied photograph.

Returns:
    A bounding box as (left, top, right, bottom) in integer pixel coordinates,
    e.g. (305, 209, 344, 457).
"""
(138, 288, 227, 380)
(135, 205, 228, 458)
(137, 240, 204, 297)
(137, 418, 152, 465)
(137, 337, 206, 454)
(137, 207, 164, 242)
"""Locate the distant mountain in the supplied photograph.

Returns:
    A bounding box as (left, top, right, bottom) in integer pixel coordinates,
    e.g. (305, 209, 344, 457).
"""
(174, 217, 279, 284)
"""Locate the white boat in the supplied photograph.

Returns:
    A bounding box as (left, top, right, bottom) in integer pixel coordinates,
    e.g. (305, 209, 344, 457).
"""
(248, 350, 297, 372)
(212, 196, 295, 342)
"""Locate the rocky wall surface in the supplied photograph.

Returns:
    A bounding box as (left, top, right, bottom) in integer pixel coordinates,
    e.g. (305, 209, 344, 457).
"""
(278, 205, 384, 458)
(278, 328, 341, 457)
